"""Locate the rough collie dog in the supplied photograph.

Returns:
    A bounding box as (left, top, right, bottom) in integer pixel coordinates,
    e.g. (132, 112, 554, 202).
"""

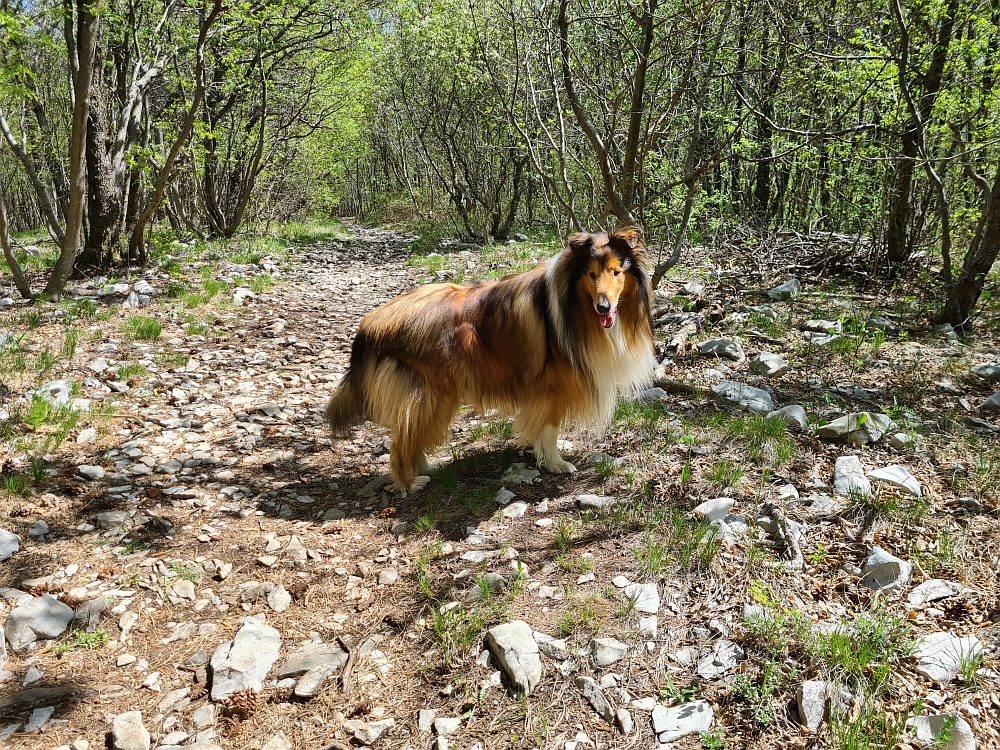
(325, 227, 656, 494)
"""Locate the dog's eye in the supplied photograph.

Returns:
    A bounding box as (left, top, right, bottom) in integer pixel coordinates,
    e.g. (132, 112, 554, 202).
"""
(589, 272, 597, 279)
(614, 270, 621, 276)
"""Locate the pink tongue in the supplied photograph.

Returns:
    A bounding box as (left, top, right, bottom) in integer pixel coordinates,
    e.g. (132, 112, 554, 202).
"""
(600, 311, 615, 328)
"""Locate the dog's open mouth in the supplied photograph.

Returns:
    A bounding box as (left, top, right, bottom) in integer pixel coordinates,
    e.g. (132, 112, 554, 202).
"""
(599, 311, 616, 328)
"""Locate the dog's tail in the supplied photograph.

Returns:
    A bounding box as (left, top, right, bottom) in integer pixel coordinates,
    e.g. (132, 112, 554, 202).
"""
(325, 361, 368, 440)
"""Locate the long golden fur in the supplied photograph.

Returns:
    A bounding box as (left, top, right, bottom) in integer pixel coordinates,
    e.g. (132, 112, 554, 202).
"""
(325, 227, 657, 494)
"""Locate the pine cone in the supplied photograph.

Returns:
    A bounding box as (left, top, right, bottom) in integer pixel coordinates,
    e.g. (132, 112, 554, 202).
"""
(10, 504, 33, 518)
(189, 683, 208, 701)
(287, 579, 309, 601)
(222, 688, 260, 721)
(270, 685, 294, 703)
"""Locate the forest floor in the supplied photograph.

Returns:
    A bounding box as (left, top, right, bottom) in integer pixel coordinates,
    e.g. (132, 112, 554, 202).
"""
(0, 222, 998, 750)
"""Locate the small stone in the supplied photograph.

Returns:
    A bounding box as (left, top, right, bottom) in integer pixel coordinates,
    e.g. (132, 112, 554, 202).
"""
(768, 277, 801, 301)
(576, 494, 609, 510)
(111, 711, 150, 750)
(768, 404, 808, 429)
(117, 654, 136, 667)
(171, 580, 196, 600)
(651, 700, 714, 742)
(693, 497, 734, 522)
(616, 707, 634, 735)
(485, 621, 542, 695)
(378, 569, 399, 585)
(749, 352, 788, 377)
(803, 319, 842, 334)
(0, 529, 21, 562)
(276, 643, 348, 679)
(342, 719, 395, 745)
(434, 717, 462, 735)
(817, 413, 894, 446)
(78, 465, 105, 481)
(24, 706, 55, 733)
(494, 488, 516, 505)
(191, 704, 215, 730)
(623, 583, 659, 614)
(612, 575, 630, 588)
(860, 546, 912, 591)
(868, 465, 922, 496)
(913, 632, 983, 686)
(500, 463, 540, 485)
(638, 387, 667, 404)
(417, 709, 436, 733)
(905, 714, 977, 750)
(28, 520, 49, 538)
(980, 392, 1000, 412)
(697, 339, 745, 362)
(971, 362, 1000, 382)
(574, 676, 614, 723)
(502, 501, 528, 518)
(711, 380, 773, 414)
(4, 594, 75, 652)
(293, 665, 335, 699)
(639, 616, 657, 639)
(797, 680, 826, 731)
(589, 637, 628, 667)
(532, 632, 570, 661)
(266, 586, 292, 613)
(209, 619, 282, 701)
(908, 579, 962, 607)
(696, 640, 745, 679)
(260, 733, 292, 750)
(834, 455, 872, 497)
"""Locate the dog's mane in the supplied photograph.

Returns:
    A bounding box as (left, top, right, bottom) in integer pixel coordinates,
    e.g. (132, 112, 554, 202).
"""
(543, 227, 656, 430)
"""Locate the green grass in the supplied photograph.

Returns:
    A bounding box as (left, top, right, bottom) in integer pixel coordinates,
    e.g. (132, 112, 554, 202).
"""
(52, 629, 109, 654)
(250, 274, 274, 293)
(731, 659, 790, 725)
(153, 351, 188, 367)
(61, 328, 80, 359)
(1, 472, 30, 496)
(115, 362, 148, 381)
(25, 394, 55, 428)
(724, 415, 796, 466)
(556, 594, 606, 637)
(122, 316, 162, 340)
(615, 399, 674, 436)
(470, 418, 514, 443)
(808, 611, 912, 695)
(167, 563, 201, 582)
(554, 518, 579, 554)
(636, 507, 722, 574)
(278, 218, 349, 245)
(706, 458, 744, 487)
(36, 348, 56, 373)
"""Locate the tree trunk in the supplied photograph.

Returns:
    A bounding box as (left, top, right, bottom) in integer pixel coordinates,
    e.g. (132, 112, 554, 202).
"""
(0, 190, 33, 299)
(44, 0, 100, 299)
(78, 69, 124, 271)
(882, 131, 918, 269)
(943, 164, 1000, 331)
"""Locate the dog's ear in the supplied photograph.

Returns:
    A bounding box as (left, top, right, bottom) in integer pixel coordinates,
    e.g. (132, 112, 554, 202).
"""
(612, 226, 643, 250)
(567, 232, 594, 256)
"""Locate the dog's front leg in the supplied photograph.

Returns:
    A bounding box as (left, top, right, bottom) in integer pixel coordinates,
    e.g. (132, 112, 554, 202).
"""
(533, 424, 577, 474)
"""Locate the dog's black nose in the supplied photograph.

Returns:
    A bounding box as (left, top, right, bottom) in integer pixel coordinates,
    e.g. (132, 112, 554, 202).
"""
(596, 299, 611, 314)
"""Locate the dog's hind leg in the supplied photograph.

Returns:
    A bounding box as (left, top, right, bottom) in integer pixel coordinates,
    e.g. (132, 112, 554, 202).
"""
(388, 385, 460, 497)
(533, 424, 577, 474)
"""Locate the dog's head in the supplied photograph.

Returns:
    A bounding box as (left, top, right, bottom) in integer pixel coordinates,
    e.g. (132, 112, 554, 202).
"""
(567, 227, 647, 329)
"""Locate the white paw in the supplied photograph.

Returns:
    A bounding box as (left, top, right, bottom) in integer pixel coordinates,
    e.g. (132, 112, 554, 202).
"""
(543, 458, 577, 474)
(410, 475, 431, 493)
